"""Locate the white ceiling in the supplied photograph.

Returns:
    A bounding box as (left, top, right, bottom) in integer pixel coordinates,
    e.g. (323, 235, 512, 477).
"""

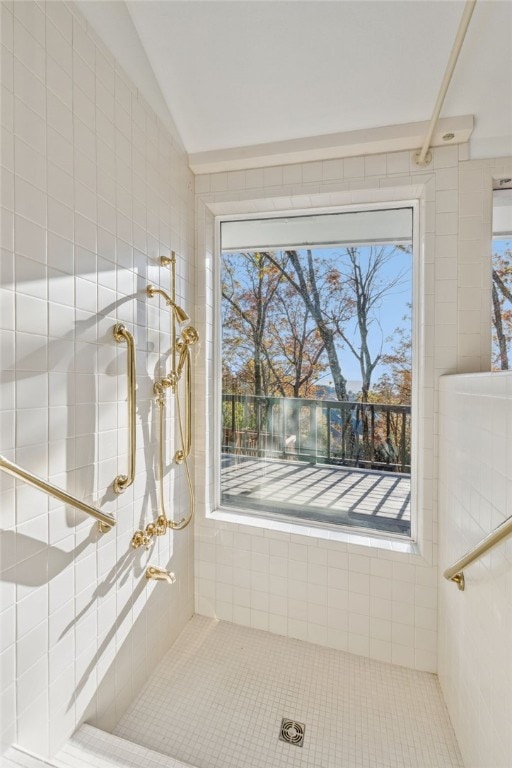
(81, 1, 512, 162)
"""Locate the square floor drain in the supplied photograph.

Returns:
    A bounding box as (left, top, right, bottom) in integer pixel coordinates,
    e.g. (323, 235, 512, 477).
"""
(279, 718, 305, 747)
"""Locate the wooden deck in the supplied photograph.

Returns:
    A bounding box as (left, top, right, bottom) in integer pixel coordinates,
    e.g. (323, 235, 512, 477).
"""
(221, 455, 411, 535)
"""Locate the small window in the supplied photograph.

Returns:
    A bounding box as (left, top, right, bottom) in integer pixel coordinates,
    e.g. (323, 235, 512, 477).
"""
(218, 206, 415, 538)
(492, 187, 512, 370)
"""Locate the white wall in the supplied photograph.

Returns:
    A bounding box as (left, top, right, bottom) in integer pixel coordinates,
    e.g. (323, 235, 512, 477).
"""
(438, 373, 512, 768)
(193, 150, 449, 673)
(194, 146, 511, 673)
(0, 0, 195, 757)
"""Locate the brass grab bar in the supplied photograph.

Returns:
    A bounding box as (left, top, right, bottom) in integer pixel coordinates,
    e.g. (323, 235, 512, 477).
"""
(113, 323, 136, 494)
(0, 455, 116, 532)
(175, 343, 191, 464)
(444, 513, 512, 590)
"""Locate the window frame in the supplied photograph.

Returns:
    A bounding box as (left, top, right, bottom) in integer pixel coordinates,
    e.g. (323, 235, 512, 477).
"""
(213, 200, 421, 543)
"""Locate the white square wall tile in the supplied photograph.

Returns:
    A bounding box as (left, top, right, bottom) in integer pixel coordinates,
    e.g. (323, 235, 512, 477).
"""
(14, 97, 45, 155)
(4, 0, 196, 757)
(386, 151, 410, 175)
(1, 4, 14, 52)
(15, 293, 47, 334)
(13, 1, 45, 47)
(46, 2, 73, 41)
(13, 18, 45, 83)
(13, 57, 45, 118)
(15, 177, 46, 227)
(365, 153, 387, 176)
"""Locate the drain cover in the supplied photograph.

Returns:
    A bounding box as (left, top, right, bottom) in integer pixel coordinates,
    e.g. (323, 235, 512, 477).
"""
(279, 718, 305, 747)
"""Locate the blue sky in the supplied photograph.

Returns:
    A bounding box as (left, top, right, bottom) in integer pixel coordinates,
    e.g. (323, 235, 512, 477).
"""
(493, 237, 512, 258)
(311, 245, 412, 389)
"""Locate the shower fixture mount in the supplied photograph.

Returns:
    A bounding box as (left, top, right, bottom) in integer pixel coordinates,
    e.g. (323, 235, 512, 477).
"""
(145, 566, 176, 585)
(413, 149, 432, 167)
(131, 515, 168, 549)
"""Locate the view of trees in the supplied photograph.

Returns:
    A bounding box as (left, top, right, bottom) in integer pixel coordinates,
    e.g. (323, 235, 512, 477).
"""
(492, 243, 512, 370)
(221, 243, 413, 473)
(221, 236, 512, 473)
(222, 245, 412, 405)
(372, 309, 412, 406)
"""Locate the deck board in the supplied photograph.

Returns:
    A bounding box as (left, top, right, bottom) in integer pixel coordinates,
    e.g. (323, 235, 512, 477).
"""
(221, 454, 411, 534)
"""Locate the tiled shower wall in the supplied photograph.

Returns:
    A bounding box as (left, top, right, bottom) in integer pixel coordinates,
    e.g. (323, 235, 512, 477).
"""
(438, 373, 512, 768)
(0, 0, 194, 758)
(194, 150, 510, 672)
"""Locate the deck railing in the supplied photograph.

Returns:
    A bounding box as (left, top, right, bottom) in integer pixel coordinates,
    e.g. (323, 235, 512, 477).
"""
(222, 394, 411, 474)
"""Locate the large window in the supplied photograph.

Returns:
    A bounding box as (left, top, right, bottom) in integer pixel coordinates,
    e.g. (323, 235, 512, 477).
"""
(218, 206, 415, 537)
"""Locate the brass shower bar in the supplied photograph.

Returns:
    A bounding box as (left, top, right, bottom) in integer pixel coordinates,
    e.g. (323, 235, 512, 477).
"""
(444, 512, 512, 591)
(131, 375, 195, 548)
(131, 251, 198, 549)
(113, 323, 136, 494)
(0, 455, 116, 532)
(146, 257, 198, 465)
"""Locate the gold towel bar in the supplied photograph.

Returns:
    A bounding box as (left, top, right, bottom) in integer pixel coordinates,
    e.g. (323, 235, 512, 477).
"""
(113, 323, 136, 494)
(444, 512, 512, 590)
(0, 455, 116, 532)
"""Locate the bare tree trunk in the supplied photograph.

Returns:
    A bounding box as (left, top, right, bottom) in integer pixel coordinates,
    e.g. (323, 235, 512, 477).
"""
(492, 280, 509, 370)
(323, 330, 348, 401)
(222, 252, 284, 397)
(493, 269, 512, 304)
(254, 351, 263, 396)
(266, 250, 348, 400)
(346, 248, 383, 402)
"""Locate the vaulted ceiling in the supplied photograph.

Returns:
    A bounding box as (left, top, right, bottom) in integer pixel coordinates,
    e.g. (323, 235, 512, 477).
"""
(79, 1, 512, 161)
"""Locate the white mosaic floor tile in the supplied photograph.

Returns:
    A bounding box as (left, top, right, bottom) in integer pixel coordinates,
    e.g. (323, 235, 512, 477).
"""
(115, 615, 463, 768)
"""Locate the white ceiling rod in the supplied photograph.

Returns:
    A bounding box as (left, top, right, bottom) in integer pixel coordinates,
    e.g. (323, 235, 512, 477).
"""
(414, 0, 477, 167)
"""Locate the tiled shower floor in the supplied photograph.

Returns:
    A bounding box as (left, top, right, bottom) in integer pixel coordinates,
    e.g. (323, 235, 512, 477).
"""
(114, 615, 463, 768)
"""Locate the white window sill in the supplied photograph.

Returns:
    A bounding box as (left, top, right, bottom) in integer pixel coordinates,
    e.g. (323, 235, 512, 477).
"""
(209, 507, 420, 556)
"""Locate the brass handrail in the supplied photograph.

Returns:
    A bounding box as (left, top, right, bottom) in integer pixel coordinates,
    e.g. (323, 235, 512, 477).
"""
(113, 323, 136, 494)
(444, 513, 512, 590)
(0, 455, 116, 532)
